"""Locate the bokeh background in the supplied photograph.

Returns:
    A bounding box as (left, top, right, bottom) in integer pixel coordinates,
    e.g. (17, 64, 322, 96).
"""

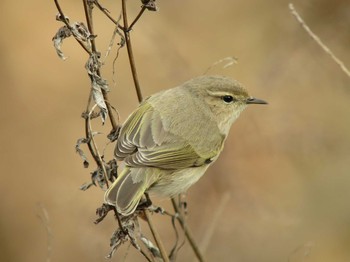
(1, 0, 350, 261)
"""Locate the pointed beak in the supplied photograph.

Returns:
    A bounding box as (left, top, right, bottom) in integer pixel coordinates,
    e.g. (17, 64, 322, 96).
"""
(246, 97, 268, 105)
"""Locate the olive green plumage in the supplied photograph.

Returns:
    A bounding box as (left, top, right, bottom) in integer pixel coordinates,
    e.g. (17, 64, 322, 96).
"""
(104, 75, 267, 216)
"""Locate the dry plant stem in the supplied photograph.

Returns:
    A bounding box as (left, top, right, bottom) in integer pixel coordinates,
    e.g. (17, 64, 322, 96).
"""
(54, 0, 91, 54)
(289, 3, 350, 78)
(53, 0, 99, 166)
(128, 6, 146, 31)
(121, 1, 170, 261)
(93, 0, 125, 30)
(81, 0, 128, 231)
(121, 0, 143, 102)
(84, 89, 101, 165)
(82, 0, 119, 130)
(87, 105, 110, 188)
(171, 198, 205, 262)
(144, 210, 170, 262)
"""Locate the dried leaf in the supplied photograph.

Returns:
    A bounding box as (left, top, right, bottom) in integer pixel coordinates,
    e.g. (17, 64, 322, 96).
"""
(85, 52, 101, 75)
(71, 22, 92, 43)
(52, 25, 72, 60)
(107, 216, 140, 259)
(140, 235, 161, 258)
(86, 53, 109, 124)
(142, 0, 158, 11)
(91, 169, 106, 188)
(95, 203, 114, 224)
(92, 78, 108, 123)
(75, 137, 90, 168)
(55, 13, 70, 23)
(106, 159, 118, 181)
(107, 126, 121, 142)
(79, 182, 94, 191)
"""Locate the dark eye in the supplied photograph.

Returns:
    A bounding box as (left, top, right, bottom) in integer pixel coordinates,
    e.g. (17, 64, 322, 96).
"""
(222, 95, 234, 104)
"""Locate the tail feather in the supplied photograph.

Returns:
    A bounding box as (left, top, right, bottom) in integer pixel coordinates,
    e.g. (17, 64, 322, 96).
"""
(104, 167, 156, 216)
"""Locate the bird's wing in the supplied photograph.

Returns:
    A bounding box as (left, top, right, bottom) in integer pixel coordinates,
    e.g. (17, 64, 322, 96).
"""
(115, 101, 211, 169)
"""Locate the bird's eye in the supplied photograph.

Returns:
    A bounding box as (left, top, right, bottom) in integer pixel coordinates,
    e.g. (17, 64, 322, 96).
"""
(222, 95, 234, 104)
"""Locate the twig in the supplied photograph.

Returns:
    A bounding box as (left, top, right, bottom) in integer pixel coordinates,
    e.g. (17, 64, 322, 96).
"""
(81, 0, 127, 232)
(87, 104, 109, 187)
(121, 0, 143, 102)
(82, 0, 119, 131)
(93, 0, 125, 31)
(120, 1, 170, 261)
(289, 3, 350, 78)
(128, 6, 147, 31)
(144, 210, 170, 262)
(171, 198, 206, 262)
(83, 89, 100, 165)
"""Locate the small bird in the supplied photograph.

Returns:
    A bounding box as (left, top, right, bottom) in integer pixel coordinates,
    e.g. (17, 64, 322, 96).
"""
(104, 75, 267, 216)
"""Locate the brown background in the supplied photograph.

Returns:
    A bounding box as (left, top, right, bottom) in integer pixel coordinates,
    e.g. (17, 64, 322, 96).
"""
(1, 0, 350, 261)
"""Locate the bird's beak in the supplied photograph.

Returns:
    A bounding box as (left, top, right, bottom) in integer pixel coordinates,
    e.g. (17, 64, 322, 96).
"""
(246, 97, 268, 105)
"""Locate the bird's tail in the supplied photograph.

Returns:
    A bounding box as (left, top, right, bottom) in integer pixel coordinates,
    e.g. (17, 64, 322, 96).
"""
(104, 167, 157, 216)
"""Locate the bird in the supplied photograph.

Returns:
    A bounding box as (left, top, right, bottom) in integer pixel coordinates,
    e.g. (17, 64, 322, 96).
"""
(104, 75, 267, 216)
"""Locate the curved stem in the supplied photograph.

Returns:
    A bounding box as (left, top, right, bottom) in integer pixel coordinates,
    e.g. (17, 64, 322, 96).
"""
(93, 0, 125, 30)
(82, 0, 119, 131)
(129, 6, 146, 31)
(144, 210, 169, 262)
(171, 198, 206, 262)
(121, 1, 171, 261)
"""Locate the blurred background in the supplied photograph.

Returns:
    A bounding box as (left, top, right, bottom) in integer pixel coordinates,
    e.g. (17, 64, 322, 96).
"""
(1, 0, 350, 261)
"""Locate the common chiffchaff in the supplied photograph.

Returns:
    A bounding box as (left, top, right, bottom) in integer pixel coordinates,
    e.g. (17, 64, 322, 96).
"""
(104, 75, 267, 215)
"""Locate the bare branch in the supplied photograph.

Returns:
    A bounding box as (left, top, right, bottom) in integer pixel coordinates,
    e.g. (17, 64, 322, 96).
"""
(128, 6, 147, 31)
(93, 0, 125, 31)
(289, 3, 350, 78)
(121, 0, 143, 102)
(82, 0, 119, 130)
(87, 104, 109, 187)
(143, 209, 170, 262)
(171, 198, 206, 262)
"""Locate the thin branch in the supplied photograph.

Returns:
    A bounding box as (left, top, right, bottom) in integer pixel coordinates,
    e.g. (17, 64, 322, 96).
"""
(81, 0, 128, 233)
(121, 0, 143, 102)
(121, 2, 171, 261)
(87, 104, 109, 187)
(93, 0, 125, 30)
(171, 198, 206, 262)
(289, 3, 350, 78)
(144, 210, 170, 262)
(82, 0, 119, 131)
(128, 6, 147, 31)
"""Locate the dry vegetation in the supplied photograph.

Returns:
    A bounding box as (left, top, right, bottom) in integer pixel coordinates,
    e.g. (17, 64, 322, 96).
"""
(1, 0, 350, 261)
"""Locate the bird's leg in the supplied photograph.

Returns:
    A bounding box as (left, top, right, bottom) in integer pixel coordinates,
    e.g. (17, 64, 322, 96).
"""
(136, 193, 153, 211)
(178, 193, 188, 216)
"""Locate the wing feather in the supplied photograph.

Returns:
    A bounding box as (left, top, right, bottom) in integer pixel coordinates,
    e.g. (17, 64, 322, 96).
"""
(115, 102, 208, 169)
